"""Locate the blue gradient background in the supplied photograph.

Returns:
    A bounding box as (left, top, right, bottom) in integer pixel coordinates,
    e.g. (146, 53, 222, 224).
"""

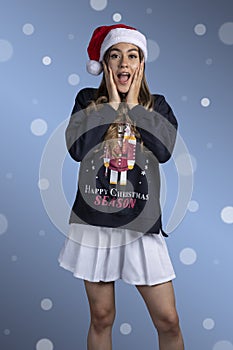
(1, 0, 233, 349)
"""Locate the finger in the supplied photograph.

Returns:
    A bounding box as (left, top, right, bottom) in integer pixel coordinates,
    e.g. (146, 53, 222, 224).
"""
(108, 66, 114, 83)
(139, 60, 144, 76)
(134, 64, 143, 85)
(131, 65, 140, 84)
(133, 66, 142, 88)
(102, 61, 109, 78)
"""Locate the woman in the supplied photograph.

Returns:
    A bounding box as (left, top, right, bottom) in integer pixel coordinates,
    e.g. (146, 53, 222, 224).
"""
(59, 24, 184, 350)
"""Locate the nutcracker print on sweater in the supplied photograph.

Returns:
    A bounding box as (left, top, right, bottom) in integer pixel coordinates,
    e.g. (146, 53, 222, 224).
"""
(103, 122, 136, 186)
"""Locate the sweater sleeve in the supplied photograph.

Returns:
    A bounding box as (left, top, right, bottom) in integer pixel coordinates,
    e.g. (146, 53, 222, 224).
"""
(65, 89, 117, 162)
(128, 95, 178, 163)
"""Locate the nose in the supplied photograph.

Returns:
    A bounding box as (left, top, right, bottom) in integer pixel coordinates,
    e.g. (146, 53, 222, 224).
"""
(119, 55, 128, 68)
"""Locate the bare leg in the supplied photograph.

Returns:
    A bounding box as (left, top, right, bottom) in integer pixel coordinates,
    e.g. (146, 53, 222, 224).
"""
(136, 281, 184, 350)
(84, 280, 115, 350)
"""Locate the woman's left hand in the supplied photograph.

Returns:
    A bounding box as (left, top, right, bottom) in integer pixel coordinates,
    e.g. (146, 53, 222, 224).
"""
(103, 61, 121, 110)
(126, 60, 144, 108)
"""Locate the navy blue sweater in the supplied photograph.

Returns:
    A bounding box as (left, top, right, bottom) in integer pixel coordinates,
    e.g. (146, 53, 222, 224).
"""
(66, 88, 178, 235)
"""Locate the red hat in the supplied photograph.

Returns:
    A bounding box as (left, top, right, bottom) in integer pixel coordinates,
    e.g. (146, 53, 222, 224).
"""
(86, 24, 148, 75)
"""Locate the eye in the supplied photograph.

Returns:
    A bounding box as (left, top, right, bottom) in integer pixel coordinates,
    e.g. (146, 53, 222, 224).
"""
(129, 54, 138, 59)
(110, 53, 120, 59)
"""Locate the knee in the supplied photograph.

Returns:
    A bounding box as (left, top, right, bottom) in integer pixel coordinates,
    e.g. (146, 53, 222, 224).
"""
(91, 305, 115, 333)
(156, 310, 180, 336)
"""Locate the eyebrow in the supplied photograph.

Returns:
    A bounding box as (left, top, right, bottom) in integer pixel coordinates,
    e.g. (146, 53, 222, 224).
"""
(109, 48, 139, 53)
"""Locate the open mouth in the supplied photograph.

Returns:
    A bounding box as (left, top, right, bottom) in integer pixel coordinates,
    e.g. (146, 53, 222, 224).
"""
(117, 72, 131, 84)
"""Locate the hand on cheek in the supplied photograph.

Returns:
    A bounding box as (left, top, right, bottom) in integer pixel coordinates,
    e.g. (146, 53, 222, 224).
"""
(103, 62, 121, 110)
(126, 60, 144, 108)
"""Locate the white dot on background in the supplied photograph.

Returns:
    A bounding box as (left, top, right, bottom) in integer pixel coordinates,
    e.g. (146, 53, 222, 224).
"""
(181, 95, 188, 101)
(218, 22, 233, 45)
(203, 318, 215, 330)
(180, 247, 197, 265)
(194, 23, 207, 36)
(22, 23, 35, 35)
(68, 34, 75, 40)
(112, 13, 122, 22)
(42, 56, 52, 66)
(206, 58, 213, 65)
(213, 340, 233, 350)
(207, 142, 213, 149)
(41, 298, 53, 311)
(39, 230, 46, 236)
(36, 338, 54, 350)
(147, 39, 160, 62)
(3, 329, 10, 335)
(201, 97, 210, 107)
(0, 39, 13, 62)
(68, 73, 80, 86)
(6, 172, 13, 179)
(32, 98, 39, 105)
(31, 118, 48, 136)
(213, 259, 220, 265)
(146, 8, 152, 14)
(175, 153, 197, 176)
(221, 206, 233, 224)
(120, 323, 132, 335)
(188, 200, 199, 212)
(38, 178, 50, 191)
(0, 214, 8, 235)
(90, 0, 108, 11)
(11, 255, 18, 262)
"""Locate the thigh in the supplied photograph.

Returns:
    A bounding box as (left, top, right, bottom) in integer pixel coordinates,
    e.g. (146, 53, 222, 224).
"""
(136, 281, 178, 325)
(84, 280, 115, 315)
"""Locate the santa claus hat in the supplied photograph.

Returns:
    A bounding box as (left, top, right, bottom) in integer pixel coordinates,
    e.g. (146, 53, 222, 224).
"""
(86, 24, 148, 75)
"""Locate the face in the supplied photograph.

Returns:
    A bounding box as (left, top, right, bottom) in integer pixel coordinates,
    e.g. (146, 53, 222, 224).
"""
(106, 42, 141, 94)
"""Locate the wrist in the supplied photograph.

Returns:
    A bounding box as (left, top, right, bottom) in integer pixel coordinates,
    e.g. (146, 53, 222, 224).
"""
(127, 102, 139, 110)
(108, 101, 120, 110)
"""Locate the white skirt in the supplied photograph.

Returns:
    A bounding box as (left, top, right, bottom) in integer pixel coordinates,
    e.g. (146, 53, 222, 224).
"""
(58, 224, 176, 286)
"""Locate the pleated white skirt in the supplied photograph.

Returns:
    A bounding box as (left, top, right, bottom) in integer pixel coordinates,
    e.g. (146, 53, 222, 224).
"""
(58, 224, 176, 286)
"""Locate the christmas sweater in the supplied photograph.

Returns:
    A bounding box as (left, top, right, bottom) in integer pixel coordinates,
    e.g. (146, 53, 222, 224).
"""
(66, 88, 178, 235)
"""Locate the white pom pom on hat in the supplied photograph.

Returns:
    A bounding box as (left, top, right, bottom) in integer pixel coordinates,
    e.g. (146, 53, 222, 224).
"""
(86, 24, 148, 75)
(86, 60, 103, 75)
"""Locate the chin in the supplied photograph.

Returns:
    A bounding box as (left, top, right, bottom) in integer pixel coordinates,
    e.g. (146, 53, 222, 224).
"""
(117, 86, 130, 94)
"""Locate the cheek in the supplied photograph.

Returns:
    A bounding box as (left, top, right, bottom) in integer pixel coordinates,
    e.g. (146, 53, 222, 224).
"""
(107, 62, 113, 70)
(108, 61, 117, 71)
(131, 62, 140, 72)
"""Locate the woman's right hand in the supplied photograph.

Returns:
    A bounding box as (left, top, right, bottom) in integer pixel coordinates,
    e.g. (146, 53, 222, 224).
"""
(103, 61, 120, 110)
